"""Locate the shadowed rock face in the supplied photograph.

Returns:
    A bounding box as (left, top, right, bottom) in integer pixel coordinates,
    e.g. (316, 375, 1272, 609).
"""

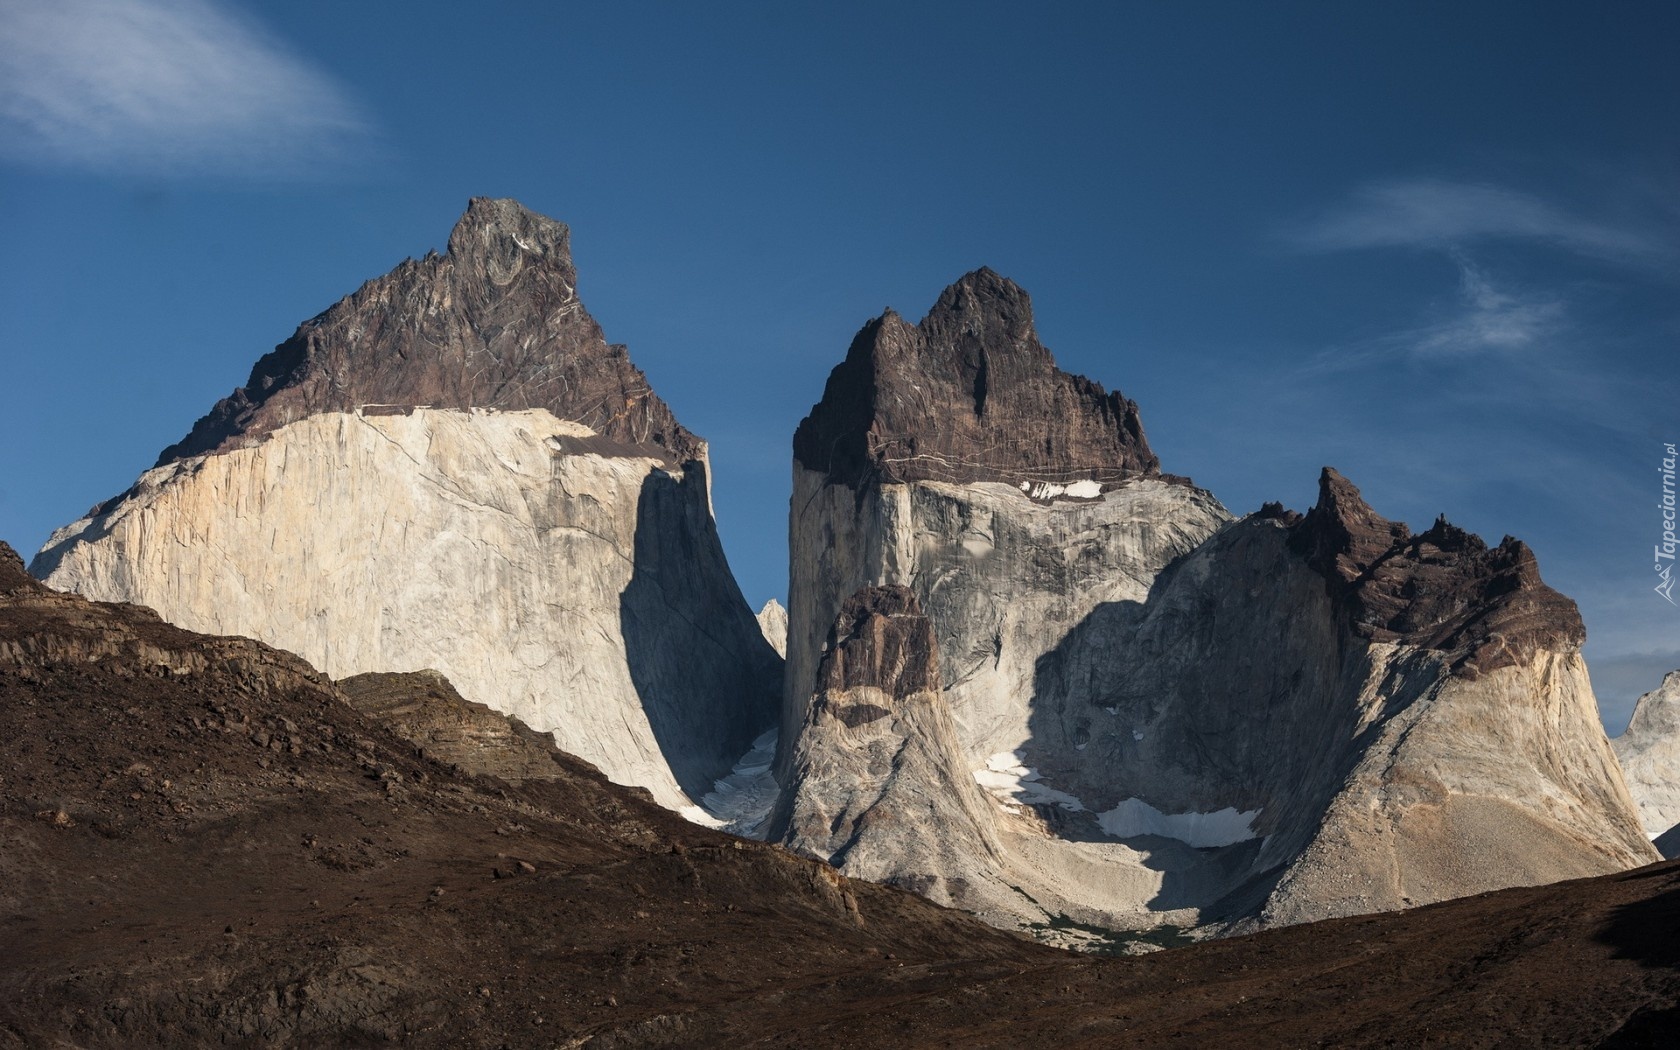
(156, 197, 700, 469)
(1290, 467, 1585, 678)
(0, 542, 29, 591)
(792, 268, 1160, 491)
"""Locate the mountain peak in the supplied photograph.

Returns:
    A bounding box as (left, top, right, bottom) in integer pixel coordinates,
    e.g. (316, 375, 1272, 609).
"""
(793, 271, 1162, 491)
(446, 197, 573, 270)
(1290, 466, 1581, 676)
(155, 199, 700, 467)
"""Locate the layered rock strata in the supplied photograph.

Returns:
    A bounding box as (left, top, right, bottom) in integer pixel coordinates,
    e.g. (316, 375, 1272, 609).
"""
(32, 199, 779, 813)
(780, 271, 1657, 935)
(1613, 670, 1680, 857)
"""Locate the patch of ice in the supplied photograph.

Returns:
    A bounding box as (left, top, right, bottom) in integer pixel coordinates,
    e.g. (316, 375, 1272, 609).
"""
(1131, 728, 1145, 741)
(1096, 798, 1261, 848)
(1020, 479, 1103, 501)
(683, 729, 780, 839)
(973, 750, 1086, 813)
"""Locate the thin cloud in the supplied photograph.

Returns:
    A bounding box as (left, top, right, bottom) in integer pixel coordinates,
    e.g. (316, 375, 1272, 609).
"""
(1304, 252, 1566, 370)
(1289, 178, 1671, 269)
(1409, 252, 1566, 356)
(0, 0, 372, 178)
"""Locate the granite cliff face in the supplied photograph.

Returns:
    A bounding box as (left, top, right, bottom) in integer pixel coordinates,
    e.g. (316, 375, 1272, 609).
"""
(1614, 670, 1680, 858)
(772, 586, 1010, 912)
(32, 199, 779, 814)
(778, 271, 1656, 936)
(782, 270, 1227, 789)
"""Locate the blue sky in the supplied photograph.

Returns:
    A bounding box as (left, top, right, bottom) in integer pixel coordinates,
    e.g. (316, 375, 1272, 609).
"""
(1, 1, 1676, 731)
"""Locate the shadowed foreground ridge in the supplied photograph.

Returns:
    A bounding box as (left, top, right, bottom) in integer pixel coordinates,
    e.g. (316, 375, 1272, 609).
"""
(2, 539, 1679, 1046)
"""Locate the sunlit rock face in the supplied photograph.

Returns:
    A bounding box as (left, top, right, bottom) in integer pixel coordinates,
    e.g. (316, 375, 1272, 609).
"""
(778, 271, 1657, 937)
(33, 199, 779, 813)
(1614, 670, 1680, 857)
(773, 586, 1016, 914)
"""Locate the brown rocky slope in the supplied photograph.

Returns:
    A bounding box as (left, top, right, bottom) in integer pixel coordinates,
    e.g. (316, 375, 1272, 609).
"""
(3, 540, 1678, 1048)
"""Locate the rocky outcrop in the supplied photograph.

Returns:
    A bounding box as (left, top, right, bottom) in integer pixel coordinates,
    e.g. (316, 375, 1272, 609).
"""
(1614, 670, 1680, 857)
(1290, 467, 1585, 678)
(792, 268, 1161, 491)
(337, 670, 574, 784)
(31, 200, 779, 814)
(773, 587, 1010, 912)
(781, 272, 1657, 938)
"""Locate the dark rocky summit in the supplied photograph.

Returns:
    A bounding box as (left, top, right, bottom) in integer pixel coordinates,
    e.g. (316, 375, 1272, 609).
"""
(1290, 467, 1585, 678)
(34, 200, 776, 812)
(793, 268, 1161, 491)
(156, 197, 701, 467)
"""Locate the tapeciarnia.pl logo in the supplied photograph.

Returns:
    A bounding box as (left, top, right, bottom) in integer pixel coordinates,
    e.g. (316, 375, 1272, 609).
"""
(1659, 442, 1678, 605)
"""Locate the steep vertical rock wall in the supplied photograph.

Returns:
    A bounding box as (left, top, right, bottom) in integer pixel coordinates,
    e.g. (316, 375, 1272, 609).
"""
(783, 269, 1228, 777)
(780, 271, 1656, 936)
(33, 199, 779, 813)
(773, 586, 1011, 912)
(1614, 670, 1680, 856)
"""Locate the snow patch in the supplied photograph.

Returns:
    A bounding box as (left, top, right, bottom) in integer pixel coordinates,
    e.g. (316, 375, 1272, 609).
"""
(1017, 479, 1103, 501)
(1096, 798, 1261, 848)
(683, 729, 780, 838)
(973, 751, 1086, 814)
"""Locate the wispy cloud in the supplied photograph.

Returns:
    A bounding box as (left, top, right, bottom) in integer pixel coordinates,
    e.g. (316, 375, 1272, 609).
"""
(1289, 178, 1673, 270)
(1303, 252, 1567, 370)
(1410, 252, 1566, 356)
(0, 0, 372, 178)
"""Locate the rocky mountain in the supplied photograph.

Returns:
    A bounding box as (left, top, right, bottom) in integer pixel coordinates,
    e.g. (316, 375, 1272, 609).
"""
(782, 269, 1228, 789)
(5, 537, 1678, 1048)
(1615, 669, 1680, 858)
(778, 270, 1657, 935)
(30, 199, 779, 813)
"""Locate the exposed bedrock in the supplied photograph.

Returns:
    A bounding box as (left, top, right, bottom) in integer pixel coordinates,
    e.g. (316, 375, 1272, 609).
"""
(1614, 669, 1680, 857)
(773, 586, 1014, 913)
(32, 200, 779, 813)
(780, 269, 1656, 935)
